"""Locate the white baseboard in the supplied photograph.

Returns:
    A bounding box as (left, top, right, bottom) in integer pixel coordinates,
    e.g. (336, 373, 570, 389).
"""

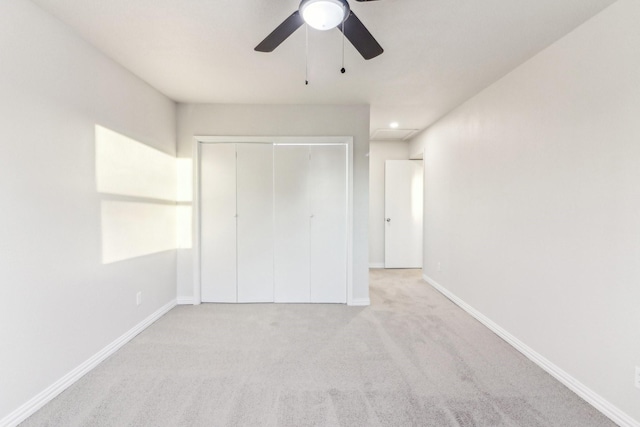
(349, 298, 371, 307)
(369, 263, 385, 269)
(0, 299, 177, 427)
(422, 274, 639, 427)
(177, 297, 194, 305)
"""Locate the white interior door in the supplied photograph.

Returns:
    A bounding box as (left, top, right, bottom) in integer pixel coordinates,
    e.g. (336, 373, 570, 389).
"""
(200, 140, 349, 304)
(385, 160, 423, 268)
(274, 145, 310, 302)
(236, 144, 274, 302)
(200, 143, 237, 302)
(309, 145, 347, 303)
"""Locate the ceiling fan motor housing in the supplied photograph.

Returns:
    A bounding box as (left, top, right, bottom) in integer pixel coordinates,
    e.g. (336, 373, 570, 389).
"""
(299, 0, 350, 30)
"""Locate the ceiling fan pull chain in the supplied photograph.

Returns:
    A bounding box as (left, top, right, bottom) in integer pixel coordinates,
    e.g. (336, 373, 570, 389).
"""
(341, 19, 346, 74)
(305, 24, 309, 85)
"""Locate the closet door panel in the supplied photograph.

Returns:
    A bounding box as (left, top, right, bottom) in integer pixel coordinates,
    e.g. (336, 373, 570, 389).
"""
(274, 145, 310, 303)
(236, 144, 274, 302)
(310, 145, 347, 303)
(200, 143, 237, 303)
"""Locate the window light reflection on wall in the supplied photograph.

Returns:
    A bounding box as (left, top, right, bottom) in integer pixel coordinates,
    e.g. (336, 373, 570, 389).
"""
(95, 125, 192, 264)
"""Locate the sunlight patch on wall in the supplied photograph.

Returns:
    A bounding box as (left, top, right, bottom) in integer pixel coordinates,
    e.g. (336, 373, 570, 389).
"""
(176, 206, 193, 249)
(176, 158, 193, 249)
(176, 158, 193, 202)
(96, 125, 176, 201)
(101, 201, 176, 264)
(96, 125, 193, 263)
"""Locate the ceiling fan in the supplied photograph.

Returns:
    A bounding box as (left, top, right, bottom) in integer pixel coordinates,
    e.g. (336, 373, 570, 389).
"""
(255, 0, 384, 60)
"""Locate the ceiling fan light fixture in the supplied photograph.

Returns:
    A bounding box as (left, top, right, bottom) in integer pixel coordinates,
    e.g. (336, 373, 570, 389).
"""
(300, 0, 349, 31)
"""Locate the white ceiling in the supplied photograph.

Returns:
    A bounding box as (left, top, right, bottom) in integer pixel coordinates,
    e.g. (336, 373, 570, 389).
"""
(29, 0, 616, 136)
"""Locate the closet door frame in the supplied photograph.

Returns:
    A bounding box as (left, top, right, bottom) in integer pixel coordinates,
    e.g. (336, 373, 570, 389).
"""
(192, 136, 355, 305)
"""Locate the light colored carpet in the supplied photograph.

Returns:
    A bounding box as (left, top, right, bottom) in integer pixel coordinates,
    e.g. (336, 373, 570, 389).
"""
(21, 269, 613, 426)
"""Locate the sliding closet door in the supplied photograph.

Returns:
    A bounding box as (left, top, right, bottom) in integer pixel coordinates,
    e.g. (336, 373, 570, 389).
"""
(236, 144, 274, 302)
(274, 145, 310, 302)
(200, 143, 237, 303)
(309, 145, 348, 303)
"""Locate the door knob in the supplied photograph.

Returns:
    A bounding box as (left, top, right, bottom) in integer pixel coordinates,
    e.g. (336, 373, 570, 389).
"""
(386, 218, 391, 222)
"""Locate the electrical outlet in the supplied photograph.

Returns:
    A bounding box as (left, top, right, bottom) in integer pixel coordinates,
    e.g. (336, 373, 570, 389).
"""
(437, 262, 442, 272)
(136, 292, 142, 306)
(635, 366, 640, 389)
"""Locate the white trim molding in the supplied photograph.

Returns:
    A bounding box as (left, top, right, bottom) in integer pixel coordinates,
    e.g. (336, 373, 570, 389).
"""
(348, 298, 371, 307)
(423, 274, 640, 427)
(1, 299, 177, 427)
(177, 297, 195, 305)
(369, 263, 385, 269)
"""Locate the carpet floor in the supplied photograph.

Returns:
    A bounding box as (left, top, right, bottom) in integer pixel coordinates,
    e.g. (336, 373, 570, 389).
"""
(21, 269, 614, 426)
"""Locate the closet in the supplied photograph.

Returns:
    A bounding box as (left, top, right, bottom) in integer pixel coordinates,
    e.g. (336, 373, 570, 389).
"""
(200, 142, 347, 304)
(200, 143, 274, 303)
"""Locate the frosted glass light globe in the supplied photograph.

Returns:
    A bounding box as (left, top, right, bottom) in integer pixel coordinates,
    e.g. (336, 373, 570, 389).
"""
(301, 0, 347, 31)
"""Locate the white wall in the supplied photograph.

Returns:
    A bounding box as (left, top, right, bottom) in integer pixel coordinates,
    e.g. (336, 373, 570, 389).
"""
(368, 141, 410, 267)
(410, 0, 640, 423)
(176, 104, 370, 304)
(0, 1, 176, 422)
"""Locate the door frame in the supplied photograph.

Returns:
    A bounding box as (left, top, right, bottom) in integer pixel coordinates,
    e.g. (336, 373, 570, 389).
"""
(192, 136, 355, 305)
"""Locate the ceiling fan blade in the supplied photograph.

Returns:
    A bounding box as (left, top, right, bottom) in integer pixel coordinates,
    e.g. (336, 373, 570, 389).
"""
(339, 11, 383, 60)
(255, 11, 304, 52)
